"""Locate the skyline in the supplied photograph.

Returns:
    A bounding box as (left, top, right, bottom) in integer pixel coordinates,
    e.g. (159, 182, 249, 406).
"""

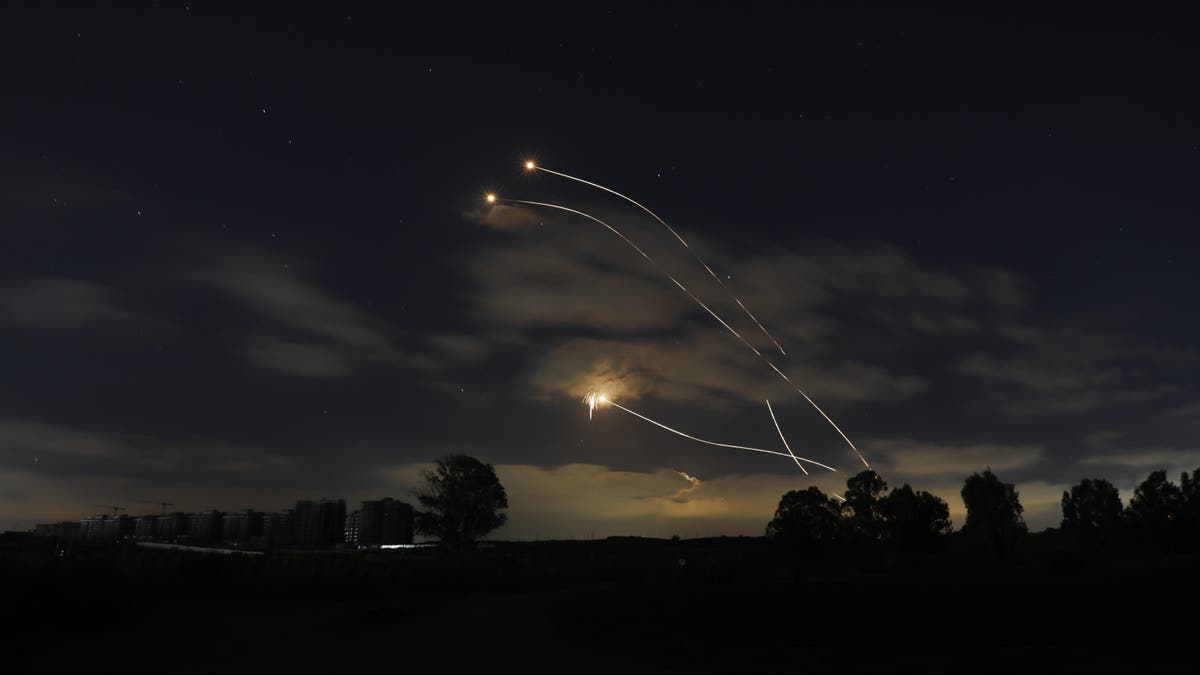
(4, 3, 1200, 537)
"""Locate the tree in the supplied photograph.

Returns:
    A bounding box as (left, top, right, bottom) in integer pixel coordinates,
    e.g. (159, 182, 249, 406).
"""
(1182, 468, 1200, 552)
(766, 486, 843, 552)
(1126, 470, 1182, 550)
(1126, 470, 1182, 525)
(1061, 478, 1123, 554)
(961, 469, 1026, 559)
(844, 470, 888, 541)
(413, 454, 508, 550)
(880, 483, 952, 552)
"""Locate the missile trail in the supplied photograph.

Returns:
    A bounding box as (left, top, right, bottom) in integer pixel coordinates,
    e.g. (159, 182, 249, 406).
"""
(502, 198, 870, 469)
(589, 393, 836, 472)
(766, 399, 807, 475)
(506, 199, 764, 358)
(529, 163, 787, 356)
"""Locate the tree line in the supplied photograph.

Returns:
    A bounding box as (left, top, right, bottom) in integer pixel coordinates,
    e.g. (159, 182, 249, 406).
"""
(408, 454, 1200, 559)
(766, 467, 1200, 559)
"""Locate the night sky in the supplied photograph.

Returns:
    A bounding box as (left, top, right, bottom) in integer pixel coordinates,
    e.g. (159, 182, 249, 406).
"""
(3, 2, 1199, 537)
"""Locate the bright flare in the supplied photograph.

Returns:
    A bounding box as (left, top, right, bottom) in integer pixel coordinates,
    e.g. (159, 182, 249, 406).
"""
(524, 160, 536, 170)
(485, 193, 497, 204)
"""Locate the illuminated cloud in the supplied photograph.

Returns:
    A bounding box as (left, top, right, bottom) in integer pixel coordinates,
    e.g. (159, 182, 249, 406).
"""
(528, 335, 926, 408)
(463, 203, 543, 231)
(869, 438, 1045, 477)
(1081, 448, 1200, 471)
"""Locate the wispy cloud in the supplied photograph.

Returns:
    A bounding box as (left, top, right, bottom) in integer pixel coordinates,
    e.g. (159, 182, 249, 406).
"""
(1081, 448, 1200, 471)
(0, 276, 163, 335)
(182, 246, 424, 378)
(869, 438, 1045, 477)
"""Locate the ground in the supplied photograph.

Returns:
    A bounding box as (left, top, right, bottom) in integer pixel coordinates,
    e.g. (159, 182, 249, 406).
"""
(7, 536, 1199, 673)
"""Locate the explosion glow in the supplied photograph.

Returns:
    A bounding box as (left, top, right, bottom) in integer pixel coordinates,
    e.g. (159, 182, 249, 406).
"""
(586, 392, 837, 472)
(583, 391, 606, 420)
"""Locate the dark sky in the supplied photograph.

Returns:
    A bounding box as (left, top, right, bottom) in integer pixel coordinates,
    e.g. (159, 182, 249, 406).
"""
(3, 2, 1198, 536)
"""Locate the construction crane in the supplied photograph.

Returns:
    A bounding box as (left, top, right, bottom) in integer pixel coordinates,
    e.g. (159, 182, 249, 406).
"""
(86, 504, 126, 517)
(135, 500, 176, 516)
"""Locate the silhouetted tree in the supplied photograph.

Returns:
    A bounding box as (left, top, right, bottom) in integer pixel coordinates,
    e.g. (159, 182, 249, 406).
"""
(880, 483, 952, 552)
(413, 454, 508, 550)
(766, 486, 843, 552)
(1180, 468, 1200, 552)
(844, 470, 888, 541)
(961, 469, 1026, 559)
(1126, 470, 1182, 551)
(1061, 478, 1123, 555)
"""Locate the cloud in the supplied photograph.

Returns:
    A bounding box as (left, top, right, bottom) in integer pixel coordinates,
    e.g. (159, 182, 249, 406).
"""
(247, 338, 353, 378)
(0, 419, 299, 481)
(463, 204, 543, 231)
(461, 218, 1060, 417)
(1080, 448, 1200, 471)
(0, 420, 128, 461)
(528, 334, 927, 407)
(183, 247, 420, 378)
(1159, 401, 1200, 423)
(868, 438, 1045, 477)
(463, 209, 1200, 453)
(467, 229, 689, 332)
(952, 315, 1189, 416)
(0, 276, 162, 335)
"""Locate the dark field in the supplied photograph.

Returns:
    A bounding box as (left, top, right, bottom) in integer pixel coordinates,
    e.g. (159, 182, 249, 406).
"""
(7, 535, 1198, 673)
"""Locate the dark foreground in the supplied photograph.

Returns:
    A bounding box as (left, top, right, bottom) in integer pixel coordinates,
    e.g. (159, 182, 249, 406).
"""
(7, 535, 1198, 673)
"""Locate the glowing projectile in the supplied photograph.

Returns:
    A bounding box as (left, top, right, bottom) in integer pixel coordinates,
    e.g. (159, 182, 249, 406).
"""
(524, 161, 787, 356)
(587, 392, 836, 472)
(488, 196, 869, 469)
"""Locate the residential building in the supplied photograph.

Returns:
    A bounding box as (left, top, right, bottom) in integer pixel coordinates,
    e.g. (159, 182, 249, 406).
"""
(294, 498, 345, 547)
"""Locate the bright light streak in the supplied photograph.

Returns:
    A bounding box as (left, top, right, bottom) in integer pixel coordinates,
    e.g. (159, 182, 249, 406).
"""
(766, 399, 807, 475)
(502, 199, 765, 358)
(531, 164, 787, 356)
(588, 393, 836, 472)
(504, 197, 868, 468)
